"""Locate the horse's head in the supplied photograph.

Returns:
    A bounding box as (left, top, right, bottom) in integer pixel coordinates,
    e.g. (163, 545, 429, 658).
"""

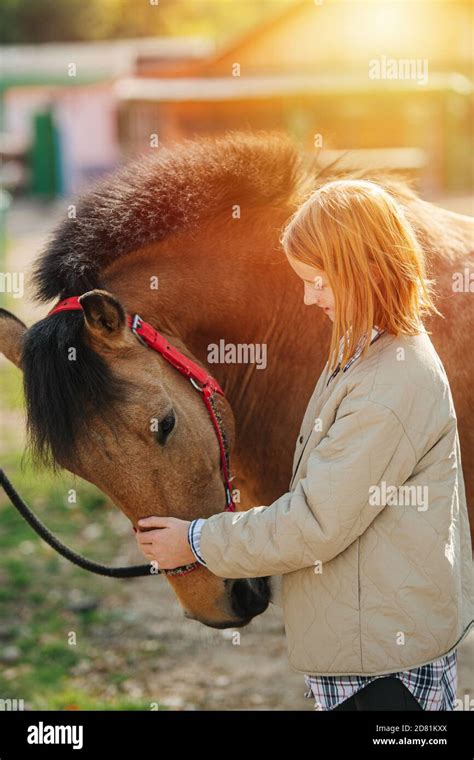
(0, 292, 271, 628)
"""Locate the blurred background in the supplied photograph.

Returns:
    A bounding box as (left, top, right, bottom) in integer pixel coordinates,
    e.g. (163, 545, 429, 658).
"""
(0, 0, 473, 710)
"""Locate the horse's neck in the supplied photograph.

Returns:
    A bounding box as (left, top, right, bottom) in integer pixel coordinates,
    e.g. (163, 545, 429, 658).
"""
(103, 252, 328, 506)
(100, 194, 471, 507)
(408, 198, 473, 263)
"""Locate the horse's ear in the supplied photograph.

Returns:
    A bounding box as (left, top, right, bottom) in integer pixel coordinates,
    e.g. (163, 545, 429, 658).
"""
(0, 309, 27, 369)
(79, 290, 128, 348)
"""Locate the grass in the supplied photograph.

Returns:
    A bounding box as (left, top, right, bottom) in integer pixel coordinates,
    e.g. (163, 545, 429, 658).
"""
(0, 366, 167, 710)
(0, 362, 25, 411)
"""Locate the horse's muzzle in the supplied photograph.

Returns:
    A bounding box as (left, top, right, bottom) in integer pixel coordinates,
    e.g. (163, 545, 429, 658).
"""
(227, 576, 271, 621)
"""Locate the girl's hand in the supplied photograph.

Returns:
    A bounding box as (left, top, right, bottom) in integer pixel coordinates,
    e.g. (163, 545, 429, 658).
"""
(135, 516, 196, 570)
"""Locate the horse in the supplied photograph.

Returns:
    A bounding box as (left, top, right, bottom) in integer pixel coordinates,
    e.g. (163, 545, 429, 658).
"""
(0, 131, 472, 629)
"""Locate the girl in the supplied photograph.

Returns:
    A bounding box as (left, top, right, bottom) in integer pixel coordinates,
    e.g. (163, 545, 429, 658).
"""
(136, 179, 473, 711)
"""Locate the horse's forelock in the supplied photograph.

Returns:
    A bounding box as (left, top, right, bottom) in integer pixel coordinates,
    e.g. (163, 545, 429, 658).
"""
(22, 311, 127, 469)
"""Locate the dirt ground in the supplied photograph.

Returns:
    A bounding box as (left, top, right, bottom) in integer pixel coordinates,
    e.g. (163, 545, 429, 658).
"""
(112, 537, 311, 710)
(114, 528, 474, 711)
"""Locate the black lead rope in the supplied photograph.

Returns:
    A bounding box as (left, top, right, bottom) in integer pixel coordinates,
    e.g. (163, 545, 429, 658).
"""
(0, 468, 154, 578)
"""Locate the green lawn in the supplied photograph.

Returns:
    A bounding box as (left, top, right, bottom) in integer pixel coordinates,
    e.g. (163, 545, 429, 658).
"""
(0, 367, 166, 710)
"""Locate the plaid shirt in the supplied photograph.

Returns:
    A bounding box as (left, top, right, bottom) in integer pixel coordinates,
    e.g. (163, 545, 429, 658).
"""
(188, 517, 207, 567)
(303, 649, 458, 711)
(188, 326, 459, 710)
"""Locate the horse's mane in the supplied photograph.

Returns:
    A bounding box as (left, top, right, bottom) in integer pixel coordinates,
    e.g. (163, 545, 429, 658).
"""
(23, 130, 417, 468)
(23, 131, 309, 467)
(33, 129, 418, 303)
(32, 130, 310, 302)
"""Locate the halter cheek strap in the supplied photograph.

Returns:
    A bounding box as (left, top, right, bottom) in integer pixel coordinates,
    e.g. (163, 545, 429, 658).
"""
(46, 295, 237, 577)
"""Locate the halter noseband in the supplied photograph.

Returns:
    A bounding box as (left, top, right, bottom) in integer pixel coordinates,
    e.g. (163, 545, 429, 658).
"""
(45, 295, 237, 577)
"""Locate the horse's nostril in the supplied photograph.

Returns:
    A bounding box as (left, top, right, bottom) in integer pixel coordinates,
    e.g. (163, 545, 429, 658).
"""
(229, 576, 270, 620)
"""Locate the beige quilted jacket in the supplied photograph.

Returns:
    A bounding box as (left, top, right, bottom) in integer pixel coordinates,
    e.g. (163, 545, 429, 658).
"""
(199, 331, 474, 676)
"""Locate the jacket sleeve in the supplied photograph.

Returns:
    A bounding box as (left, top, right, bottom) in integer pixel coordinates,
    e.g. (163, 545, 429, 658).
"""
(199, 396, 417, 579)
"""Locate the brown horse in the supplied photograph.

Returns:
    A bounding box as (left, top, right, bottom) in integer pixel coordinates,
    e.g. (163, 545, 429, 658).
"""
(0, 131, 472, 629)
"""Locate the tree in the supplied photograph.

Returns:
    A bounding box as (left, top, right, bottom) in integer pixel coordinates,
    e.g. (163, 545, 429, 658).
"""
(0, 0, 294, 45)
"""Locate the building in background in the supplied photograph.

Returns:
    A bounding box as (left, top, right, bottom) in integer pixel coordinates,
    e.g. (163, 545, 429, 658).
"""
(1, 0, 472, 199)
(116, 0, 473, 195)
(0, 36, 213, 197)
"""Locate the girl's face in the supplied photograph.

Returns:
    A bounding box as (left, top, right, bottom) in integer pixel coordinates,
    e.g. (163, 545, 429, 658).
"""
(286, 256, 336, 322)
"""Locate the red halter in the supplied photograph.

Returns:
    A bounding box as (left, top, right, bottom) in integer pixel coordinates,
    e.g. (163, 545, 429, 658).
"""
(47, 295, 236, 576)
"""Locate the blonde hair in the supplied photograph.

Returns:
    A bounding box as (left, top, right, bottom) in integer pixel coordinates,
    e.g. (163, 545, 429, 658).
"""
(280, 179, 442, 372)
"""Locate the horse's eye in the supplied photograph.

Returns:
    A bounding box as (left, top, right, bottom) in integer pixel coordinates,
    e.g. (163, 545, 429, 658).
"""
(156, 409, 176, 445)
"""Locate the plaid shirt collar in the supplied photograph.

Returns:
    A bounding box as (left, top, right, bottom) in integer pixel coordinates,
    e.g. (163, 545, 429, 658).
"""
(326, 325, 385, 387)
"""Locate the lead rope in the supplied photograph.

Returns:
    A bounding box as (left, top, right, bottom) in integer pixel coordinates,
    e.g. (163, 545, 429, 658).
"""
(0, 388, 236, 578)
(0, 468, 154, 578)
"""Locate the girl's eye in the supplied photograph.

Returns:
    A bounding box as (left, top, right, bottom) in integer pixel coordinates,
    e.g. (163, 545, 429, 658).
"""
(156, 409, 176, 445)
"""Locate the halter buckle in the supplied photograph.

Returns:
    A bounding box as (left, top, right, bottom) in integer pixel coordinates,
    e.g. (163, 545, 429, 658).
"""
(189, 377, 205, 393)
(131, 314, 148, 347)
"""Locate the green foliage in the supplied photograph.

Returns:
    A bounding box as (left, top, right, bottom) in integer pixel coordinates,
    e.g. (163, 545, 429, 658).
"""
(0, 361, 24, 410)
(0, 0, 98, 44)
(0, 0, 294, 45)
(41, 689, 163, 711)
